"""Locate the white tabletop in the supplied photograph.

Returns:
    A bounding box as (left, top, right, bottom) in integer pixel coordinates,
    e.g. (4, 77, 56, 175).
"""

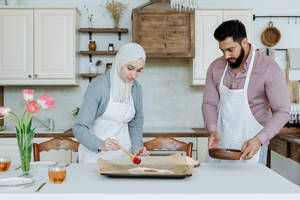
(0, 162, 300, 200)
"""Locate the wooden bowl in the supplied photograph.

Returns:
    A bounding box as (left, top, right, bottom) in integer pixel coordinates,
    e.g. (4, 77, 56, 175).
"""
(209, 148, 242, 160)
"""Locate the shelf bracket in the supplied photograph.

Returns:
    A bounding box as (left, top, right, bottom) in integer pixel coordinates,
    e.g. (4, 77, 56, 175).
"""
(89, 55, 92, 62)
(88, 77, 92, 83)
(118, 32, 121, 40)
(89, 32, 92, 40)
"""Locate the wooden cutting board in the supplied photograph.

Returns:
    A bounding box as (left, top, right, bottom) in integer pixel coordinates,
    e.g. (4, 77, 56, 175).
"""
(286, 67, 299, 104)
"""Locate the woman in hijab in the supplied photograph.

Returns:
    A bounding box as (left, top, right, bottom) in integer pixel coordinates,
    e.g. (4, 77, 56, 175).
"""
(73, 43, 148, 163)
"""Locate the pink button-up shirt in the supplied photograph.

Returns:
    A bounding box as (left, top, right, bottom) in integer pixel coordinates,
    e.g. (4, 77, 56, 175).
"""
(202, 45, 290, 145)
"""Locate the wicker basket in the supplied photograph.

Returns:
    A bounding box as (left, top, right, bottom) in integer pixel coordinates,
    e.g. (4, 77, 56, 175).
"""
(261, 21, 281, 47)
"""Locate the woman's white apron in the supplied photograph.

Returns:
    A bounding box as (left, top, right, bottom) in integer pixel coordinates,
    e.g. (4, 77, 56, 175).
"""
(78, 94, 135, 163)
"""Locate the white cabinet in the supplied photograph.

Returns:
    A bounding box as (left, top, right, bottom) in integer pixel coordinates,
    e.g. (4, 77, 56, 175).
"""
(0, 9, 33, 80)
(0, 7, 80, 85)
(191, 9, 253, 85)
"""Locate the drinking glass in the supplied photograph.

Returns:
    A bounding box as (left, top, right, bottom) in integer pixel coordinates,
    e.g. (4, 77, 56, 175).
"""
(0, 155, 11, 172)
(48, 165, 66, 184)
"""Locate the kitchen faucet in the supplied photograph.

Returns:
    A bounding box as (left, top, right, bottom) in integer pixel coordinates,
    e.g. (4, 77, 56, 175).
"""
(33, 117, 54, 131)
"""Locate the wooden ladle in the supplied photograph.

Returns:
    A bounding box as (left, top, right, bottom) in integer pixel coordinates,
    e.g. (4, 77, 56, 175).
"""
(119, 145, 141, 165)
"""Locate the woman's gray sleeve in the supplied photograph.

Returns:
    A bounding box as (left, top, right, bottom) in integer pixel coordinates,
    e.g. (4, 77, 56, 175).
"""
(128, 83, 144, 152)
(73, 80, 103, 153)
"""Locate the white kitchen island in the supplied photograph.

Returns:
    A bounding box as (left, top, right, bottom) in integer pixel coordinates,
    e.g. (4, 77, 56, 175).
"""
(0, 162, 300, 200)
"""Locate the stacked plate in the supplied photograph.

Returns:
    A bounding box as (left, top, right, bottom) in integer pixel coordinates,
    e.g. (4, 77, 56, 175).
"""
(0, 177, 35, 188)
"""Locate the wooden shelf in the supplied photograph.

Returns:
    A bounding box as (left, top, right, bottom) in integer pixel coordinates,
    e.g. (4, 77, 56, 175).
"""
(79, 28, 128, 41)
(79, 51, 117, 55)
(79, 28, 128, 33)
(79, 73, 102, 78)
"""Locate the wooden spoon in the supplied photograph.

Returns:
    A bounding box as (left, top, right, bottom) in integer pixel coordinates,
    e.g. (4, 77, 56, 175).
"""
(119, 145, 141, 165)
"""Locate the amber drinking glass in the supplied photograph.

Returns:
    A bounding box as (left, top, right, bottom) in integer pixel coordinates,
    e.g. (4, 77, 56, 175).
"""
(48, 165, 66, 184)
(0, 155, 11, 172)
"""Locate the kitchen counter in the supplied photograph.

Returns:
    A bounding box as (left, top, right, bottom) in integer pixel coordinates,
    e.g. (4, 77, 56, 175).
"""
(1, 163, 300, 199)
(0, 128, 73, 138)
(1, 127, 299, 164)
(0, 127, 209, 138)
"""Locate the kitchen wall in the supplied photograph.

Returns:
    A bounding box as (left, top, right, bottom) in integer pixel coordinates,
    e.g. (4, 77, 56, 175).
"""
(3, 0, 300, 130)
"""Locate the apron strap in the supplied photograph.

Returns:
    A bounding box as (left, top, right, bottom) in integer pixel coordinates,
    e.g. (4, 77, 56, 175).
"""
(219, 43, 256, 91)
(220, 63, 228, 88)
(244, 44, 256, 90)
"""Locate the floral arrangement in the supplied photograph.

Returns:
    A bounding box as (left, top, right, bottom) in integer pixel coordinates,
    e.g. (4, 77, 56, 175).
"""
(104, 0, 127, 28)
(0, 89, 55, 176)
(0, 89, 55, 134)
(83, 5, 94, 28)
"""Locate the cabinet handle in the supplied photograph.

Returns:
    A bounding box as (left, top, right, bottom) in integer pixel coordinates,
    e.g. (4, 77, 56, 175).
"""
(28, 74, 32, 78)
(34, 74, 38, 78)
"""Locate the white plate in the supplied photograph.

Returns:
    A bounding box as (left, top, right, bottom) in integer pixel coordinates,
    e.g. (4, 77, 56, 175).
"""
(0, 177, 35, 188)
(30, 161, 56, 167)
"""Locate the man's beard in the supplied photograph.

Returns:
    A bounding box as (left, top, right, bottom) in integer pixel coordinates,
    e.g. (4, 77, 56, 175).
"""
(228, 47, 245, 69)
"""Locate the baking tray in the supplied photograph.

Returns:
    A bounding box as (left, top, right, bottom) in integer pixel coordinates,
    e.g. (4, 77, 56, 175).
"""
(100, 172, 191, 179)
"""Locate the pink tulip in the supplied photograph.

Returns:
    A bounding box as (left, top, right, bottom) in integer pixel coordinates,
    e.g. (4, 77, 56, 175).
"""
(0, 106, 11, 117)
(25, 100, 40, 113)
(37, 94, 55, 109)
(22, 89, 34, 102)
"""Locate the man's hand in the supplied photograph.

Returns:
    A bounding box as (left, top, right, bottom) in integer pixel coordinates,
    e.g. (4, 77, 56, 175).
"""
(134, 147, 149, 156)
(240, 137, 262, 160)
(99, 138, 120, 151)
(208, 131, 221, 149)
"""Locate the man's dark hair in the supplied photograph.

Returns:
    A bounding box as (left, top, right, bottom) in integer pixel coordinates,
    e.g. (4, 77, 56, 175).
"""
(214, 20, 247, 42)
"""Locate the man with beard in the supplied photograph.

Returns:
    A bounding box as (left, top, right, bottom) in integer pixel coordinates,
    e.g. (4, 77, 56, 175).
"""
(202, 20, 290, 164)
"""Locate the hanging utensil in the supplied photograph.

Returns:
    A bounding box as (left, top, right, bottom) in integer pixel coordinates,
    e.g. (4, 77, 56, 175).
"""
(261, 21, 281, 47)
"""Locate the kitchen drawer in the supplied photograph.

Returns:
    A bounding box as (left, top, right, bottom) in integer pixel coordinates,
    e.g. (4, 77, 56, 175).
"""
(269, 137, 288, 157)
(290, 142, 300, 164)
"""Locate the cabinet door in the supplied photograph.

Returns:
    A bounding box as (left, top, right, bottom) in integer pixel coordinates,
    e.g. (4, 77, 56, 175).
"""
(192, 10, 222, 85)
(132, 11, 194, 57)
(0, 9, 33, 79)
(34, 9, 75, 79)
(223, 10, 253, 42)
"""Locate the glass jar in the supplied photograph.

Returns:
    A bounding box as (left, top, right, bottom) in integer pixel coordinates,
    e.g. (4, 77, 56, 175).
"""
(108, 43, 114, 51)
(88, 41, 97, 51)
(89, 62, 98, 74)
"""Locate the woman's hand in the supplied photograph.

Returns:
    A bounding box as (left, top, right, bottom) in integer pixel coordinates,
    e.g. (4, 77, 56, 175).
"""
(99, 138, 120, 151)
(208, 131, 221, 149)
(134, 147, 149, 156)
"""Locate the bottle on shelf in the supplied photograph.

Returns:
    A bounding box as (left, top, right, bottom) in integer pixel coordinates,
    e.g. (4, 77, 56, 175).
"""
(88, 41, 97, 51)
(108, 43, 114, 51)
(105, 63, 112, 72)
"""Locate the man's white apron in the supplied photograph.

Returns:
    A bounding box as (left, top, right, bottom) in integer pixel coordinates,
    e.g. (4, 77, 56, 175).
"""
(217, 44, 263, 163)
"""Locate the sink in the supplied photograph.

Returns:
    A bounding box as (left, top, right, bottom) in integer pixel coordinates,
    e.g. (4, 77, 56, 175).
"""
(34, 128, 65, 134)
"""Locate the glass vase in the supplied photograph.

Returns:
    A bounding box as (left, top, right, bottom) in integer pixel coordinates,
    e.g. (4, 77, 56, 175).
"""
(16, 131, 34, 178)
(113, 16, 120, 28)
